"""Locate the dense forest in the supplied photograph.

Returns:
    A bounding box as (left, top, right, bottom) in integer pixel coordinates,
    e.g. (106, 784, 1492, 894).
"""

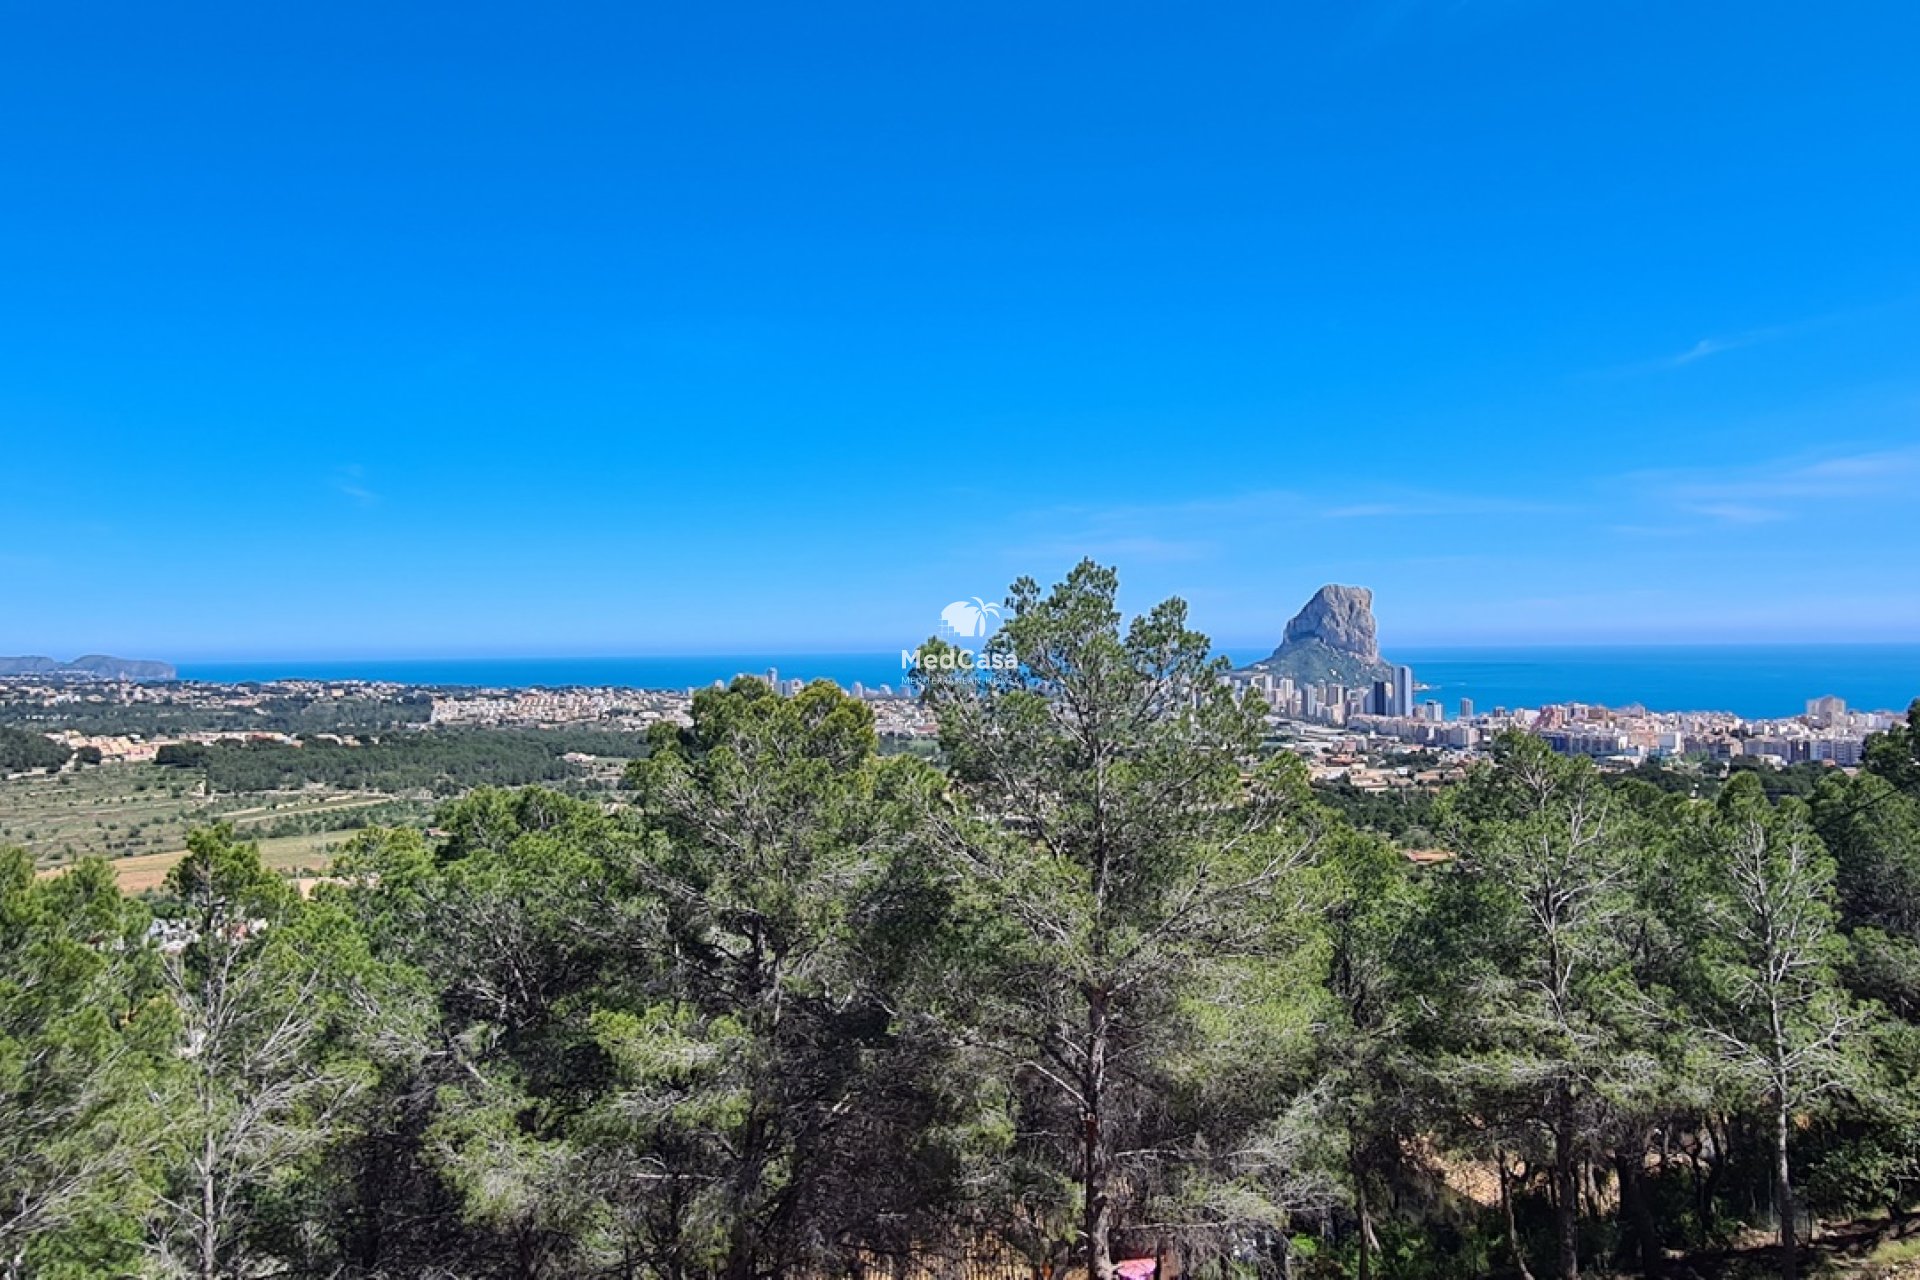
(1313, 757, 1848, 845)
(0, 726, 71, 774)
(0, 691, 434, 738)
(5, 564, 1920, 1280)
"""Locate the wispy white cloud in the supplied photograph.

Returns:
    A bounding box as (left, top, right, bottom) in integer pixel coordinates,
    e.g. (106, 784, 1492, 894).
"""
(1605, 311, 1837, 377)
(1611, 299, 1915, 376)
(1668, 446, 1920, 501)
(1629, 444, 1920, 527)
(1680, 502, 1786, 525)
(332, 464, 378, 507)
(1658, 330, 1780, 368)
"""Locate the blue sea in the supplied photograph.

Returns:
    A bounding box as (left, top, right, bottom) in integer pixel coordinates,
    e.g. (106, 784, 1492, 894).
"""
(178, 645, 1920, 720)
(1383, 645, 1918, 719)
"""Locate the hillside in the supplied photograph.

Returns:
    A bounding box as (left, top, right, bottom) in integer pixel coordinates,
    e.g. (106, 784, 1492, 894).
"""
(0, 654, 177, 680)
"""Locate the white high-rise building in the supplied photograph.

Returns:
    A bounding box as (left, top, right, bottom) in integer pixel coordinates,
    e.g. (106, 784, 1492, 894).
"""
(1393, 665, 1414, 718)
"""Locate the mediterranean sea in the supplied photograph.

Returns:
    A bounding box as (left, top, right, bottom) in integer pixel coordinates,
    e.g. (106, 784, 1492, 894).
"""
(176, 645, 1920, 721)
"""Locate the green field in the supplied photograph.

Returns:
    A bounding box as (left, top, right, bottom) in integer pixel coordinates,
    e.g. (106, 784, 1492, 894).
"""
(0, 762, 425, 886)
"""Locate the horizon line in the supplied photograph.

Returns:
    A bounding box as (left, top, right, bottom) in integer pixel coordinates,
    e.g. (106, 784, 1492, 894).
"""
(137, 637, 1920, 664)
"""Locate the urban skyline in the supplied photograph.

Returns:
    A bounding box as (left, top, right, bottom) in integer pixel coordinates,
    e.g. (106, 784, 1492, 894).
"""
(9, 660, 1896, 776)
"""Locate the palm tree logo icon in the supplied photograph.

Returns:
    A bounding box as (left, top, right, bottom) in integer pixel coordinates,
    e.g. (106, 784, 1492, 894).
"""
(940, 597, 1002, 640)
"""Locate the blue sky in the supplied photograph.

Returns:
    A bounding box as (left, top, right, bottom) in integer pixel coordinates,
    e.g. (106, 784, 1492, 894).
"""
(3, 2, 1918, 659)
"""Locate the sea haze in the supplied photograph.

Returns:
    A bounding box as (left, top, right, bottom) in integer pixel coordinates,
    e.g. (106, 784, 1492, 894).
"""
(176, 645, 1920, 721)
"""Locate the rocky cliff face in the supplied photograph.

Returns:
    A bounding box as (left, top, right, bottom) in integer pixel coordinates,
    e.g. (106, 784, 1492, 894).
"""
(1280, 584, 1380, 663)
(1236, 584, 1393, 686)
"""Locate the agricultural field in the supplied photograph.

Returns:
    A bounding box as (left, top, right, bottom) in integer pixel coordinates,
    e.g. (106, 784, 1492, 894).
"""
(0, 761, 426, 889)
(97, 829, 359, 893)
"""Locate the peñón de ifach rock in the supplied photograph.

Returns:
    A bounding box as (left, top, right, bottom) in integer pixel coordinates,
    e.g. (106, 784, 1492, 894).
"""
(1236, 584, 1394, 688)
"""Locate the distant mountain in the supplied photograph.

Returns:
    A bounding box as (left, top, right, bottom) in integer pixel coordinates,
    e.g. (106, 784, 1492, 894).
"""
(1234, 584, 1395, 688)
(0, 654, 177, 681)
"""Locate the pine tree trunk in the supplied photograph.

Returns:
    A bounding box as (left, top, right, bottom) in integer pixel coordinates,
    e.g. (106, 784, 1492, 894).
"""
(723, 1109, 768, 1280)
(200, 1126, 219, 1280)
(1615, 1148, 1663, 1277)
(1082, 987, 1113, 1280)
(1355, 1157, 1373, 1280)
(1553, 1107, 1581, 1280)
(1500, 1148, 1538, 1280)
(1701, 1117, 1726, 1235)
(1774, 1091, 1797, 1280)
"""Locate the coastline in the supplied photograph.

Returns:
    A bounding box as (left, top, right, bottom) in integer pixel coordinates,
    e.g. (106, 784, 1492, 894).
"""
(163, 642, 1920, 721)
